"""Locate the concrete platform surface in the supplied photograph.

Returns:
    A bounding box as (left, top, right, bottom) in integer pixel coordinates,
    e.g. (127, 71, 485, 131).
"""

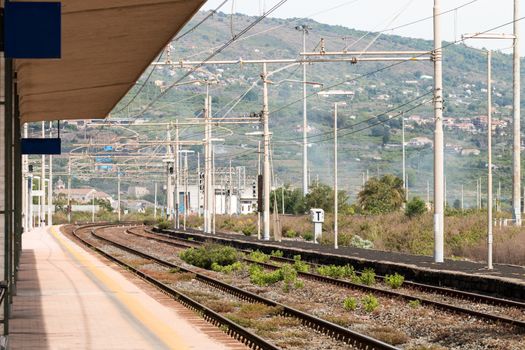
(9, 226, 236, 350)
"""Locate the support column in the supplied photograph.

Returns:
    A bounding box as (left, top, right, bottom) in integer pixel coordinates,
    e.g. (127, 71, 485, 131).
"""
(433, 0, 445, 263)
(513, 0, 522, 224)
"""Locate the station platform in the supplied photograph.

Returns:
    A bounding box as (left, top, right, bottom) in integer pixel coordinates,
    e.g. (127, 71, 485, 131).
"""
(162, 227, 525, 300)
(9, 226, 240, 350)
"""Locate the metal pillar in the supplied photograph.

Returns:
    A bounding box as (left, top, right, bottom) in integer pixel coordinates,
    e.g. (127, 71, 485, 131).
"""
(48, 122, 53, 226)
(262, 63, 271, 241)
(487, 51, 493, 270)
(402, 114, 407, 201)
(174, 120, 180, 229)
(154, 182, 157, 219)
(513, 0, 521, 224)
(333, 103, 339, 249)
(117, 169, 121, 222)
(40, 122, 45, 227)
(67, 158, 71, 223)
(433, 0, 445, 263)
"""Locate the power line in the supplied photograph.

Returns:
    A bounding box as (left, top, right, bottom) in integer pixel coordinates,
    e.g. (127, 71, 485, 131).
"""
(270, 14, 525, 117)
(132, 0, 290, 120)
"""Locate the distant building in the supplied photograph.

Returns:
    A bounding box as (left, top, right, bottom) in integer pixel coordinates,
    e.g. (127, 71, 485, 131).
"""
(54, 188, 113, 204)
(461, 148, 481, 156)
(408, 137, 433, 147)
(127, 186, 150, 198)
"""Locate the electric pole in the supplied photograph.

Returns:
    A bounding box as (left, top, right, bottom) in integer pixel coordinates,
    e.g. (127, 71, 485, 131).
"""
(117, 168, 121, 222)
(513, 0, 521, 225)
(433, 0, 445, 263)
(48, 122, 53, 226)
(67, 158, 71, 224)
(262, 63, 271, 241)
(487, 50, 493, 270)
(295, 24, 311, 196)
(175, 120, 180, 229)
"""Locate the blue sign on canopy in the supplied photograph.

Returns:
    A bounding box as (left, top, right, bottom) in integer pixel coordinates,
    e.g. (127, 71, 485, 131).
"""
(4, 2, 61, 59)
(21, 138, 61, 155)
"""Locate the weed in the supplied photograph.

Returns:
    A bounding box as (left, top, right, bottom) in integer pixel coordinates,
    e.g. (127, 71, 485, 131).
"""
(343, 296, 358, 311)
(292, 255, 310, 273)
(362, 294, 379, 312)
(316, 264, 357, 281)
(207, 300, 236, 313)
(249, 265, 282, 286)
(384, 273, 405, 289)
(249, 250, 270, 263)
(302, 231, 314, 241)
(408, 299, 421, 308)
(368, 326, 409, 345)
(270, 250, 284, 257)
(283, 229, 298, 238)
(359, 268, 376, 285)
(179, 244, 241, 269)
(211, 261, 244, 274)
(281, 265, 299, 292)
(168, 267, 180, 274)
(157, 219, 171, 229)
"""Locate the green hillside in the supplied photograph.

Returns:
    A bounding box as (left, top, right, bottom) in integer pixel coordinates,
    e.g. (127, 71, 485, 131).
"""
(104, 11, 523, 207)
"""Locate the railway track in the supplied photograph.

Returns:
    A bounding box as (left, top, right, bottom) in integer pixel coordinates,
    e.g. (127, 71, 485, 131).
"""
(124, 226, 525, 329)
(153, 226, 525, 304)
(71, 223, 399, 350)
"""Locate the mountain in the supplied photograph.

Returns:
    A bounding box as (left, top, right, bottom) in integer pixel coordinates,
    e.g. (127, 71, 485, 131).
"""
(102, 11, 522, 204)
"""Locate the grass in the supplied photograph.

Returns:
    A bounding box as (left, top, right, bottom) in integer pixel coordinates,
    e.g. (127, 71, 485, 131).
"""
(367, 326, 409, 346)
(208, 212, 525, 265)
(179, 244, 241, 270)
(384, 273, 405, 289)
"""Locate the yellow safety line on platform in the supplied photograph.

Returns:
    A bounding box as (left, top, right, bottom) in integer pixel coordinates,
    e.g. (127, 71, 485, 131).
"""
(50, 226, 189, 350)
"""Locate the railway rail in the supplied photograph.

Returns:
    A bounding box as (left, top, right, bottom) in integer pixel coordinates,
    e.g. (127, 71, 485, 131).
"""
(71, 223, 399, 350)
(135, 226, 525, 314)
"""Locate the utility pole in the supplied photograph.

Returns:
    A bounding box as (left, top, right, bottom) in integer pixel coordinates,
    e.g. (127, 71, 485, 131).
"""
(41, 121, 46, 227)
(257, 140, 262, 240)
(513, 0, 521, 225)
(212, 144, 216, 235)
(402, 114, 407, 202)
(487, 50, 493, 270)
(175, 120, 180, 229)
(48, 122, 53, 226)
(166, 125, 174, 221)
(262, 63, 271, 241)
(197, 152, 201, 217)
(117, 168, 121, 222)
(433, 0, 445, 263)
(91, 193, 95, 223)
(334, 102, 340, 249)
(296, 24, 311, 196)
(154, 182, 157, 219)
(67, 158, 71, 224)
(183, 151, 189, 229)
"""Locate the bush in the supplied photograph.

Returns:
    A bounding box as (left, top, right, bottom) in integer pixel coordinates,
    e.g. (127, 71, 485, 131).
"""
(384, 273, 405, 289)
(241, 222, 256, 236)
(211, 261, 244, 274)
(248, 264, 302, 292)
(316, 264, 358, 281)
(249, 250, 270, 263)
(350, 235, 374, 249)
(179, 244, 241, 269)
(359, 268, 376, 285)
(292, 255, 310, 273)
(249, 265, 283, 286)
(284, 229, 298, 238)
(405, 197, 427, 218)
(157, 219, 171, 230)
(362, 294, 379, 312)
(343, 296, 358, 311)
(302, 231, 314, 241)
(270, 250, 284, 257)
(408, 299, 421, 308)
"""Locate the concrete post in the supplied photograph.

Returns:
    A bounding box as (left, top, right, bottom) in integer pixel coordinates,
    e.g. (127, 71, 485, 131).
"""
(513, 0, 521, 224)
(433, 0, 445, 263)
(262, 63, 271, 241)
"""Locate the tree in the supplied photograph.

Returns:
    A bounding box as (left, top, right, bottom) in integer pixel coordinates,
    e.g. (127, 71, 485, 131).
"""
(405, 197, 427, 218)
(270, 185, 305, 214)
(358, 174, 405, 214)
(303, 183, 350, 214)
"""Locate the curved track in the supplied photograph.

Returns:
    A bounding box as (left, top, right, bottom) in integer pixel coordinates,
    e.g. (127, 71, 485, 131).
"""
(71, 223, 399, 350)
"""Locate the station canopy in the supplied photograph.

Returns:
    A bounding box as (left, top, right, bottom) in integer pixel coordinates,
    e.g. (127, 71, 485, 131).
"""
(15, 0, 205, 124)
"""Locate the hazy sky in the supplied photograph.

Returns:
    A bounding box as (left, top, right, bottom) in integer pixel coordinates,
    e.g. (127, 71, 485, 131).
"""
(201, 0, 524, 55)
